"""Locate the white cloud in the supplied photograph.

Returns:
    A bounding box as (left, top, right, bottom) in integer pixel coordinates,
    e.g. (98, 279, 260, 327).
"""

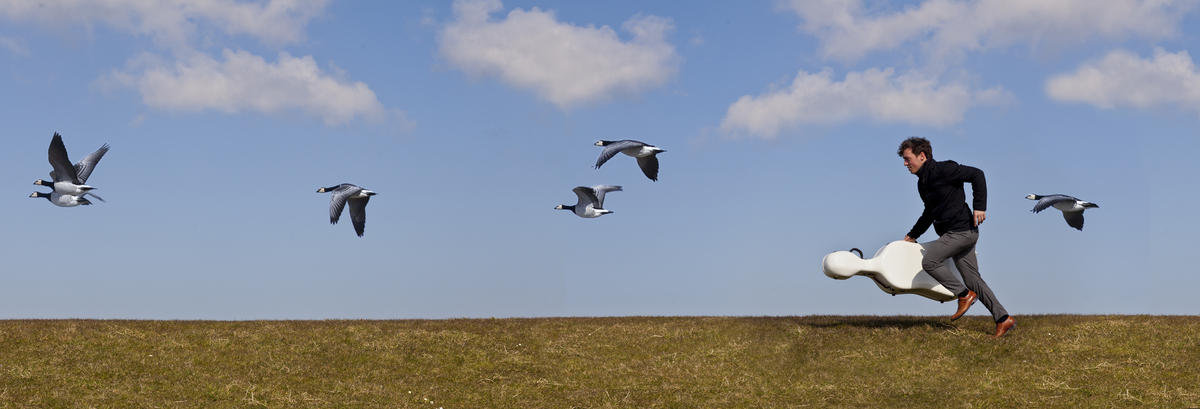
(0, 34, 30, 56)
(4, 0, 404, 127)
(721, 0, 1188, 138)
(0, 0, 330, 50)
(102, 49, 390, 126)
(438, 0, 680, 109)
(783, 0, 1192, 65)
(719, 67, 1011, 138)
(1047, 48, 1200, 113)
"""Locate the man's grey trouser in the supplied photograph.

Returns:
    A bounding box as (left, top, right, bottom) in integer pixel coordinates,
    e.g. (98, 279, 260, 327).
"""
(922, 229, 1008, 323)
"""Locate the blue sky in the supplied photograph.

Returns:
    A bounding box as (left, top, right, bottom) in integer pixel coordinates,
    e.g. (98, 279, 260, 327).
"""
(2, 0, 1199, 319)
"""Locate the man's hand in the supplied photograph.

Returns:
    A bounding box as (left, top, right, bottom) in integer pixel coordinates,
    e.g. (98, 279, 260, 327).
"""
(974, 210, 986, 226)
(903, 235, 917, 243)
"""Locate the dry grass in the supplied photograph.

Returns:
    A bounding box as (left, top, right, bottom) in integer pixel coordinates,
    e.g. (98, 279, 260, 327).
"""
(1, 315, 1198, 408)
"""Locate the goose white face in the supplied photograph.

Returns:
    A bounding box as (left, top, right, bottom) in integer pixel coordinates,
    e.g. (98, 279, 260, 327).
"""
(1026, 194, 1038, 200)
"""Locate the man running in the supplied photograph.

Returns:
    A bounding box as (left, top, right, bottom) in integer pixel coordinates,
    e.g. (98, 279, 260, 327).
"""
(899, 137, 1016, 338)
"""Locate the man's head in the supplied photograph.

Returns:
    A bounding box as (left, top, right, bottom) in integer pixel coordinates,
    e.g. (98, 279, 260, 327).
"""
(898, 137, 932, 174)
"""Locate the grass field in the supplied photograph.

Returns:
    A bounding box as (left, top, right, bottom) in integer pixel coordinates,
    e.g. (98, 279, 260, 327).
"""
(1, 315, 1197, 408)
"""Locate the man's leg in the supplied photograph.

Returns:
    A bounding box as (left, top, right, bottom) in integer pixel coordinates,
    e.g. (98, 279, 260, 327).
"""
(921, 232, 971, 297)
(950, 231, 1009, 323)
(923, 230, 979, 320)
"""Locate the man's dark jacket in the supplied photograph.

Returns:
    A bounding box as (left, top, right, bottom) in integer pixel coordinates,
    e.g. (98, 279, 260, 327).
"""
(908, 158, 987, 239)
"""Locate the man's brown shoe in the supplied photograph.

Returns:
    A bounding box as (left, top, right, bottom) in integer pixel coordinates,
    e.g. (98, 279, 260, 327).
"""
(950, 290, 977, 321)
(992, 316, 1016, 338)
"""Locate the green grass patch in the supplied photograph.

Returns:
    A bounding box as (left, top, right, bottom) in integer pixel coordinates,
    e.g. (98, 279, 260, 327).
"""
(2, 315, 1197, 407)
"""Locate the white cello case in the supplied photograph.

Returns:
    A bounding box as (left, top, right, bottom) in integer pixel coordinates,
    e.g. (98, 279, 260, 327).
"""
(821, 240, 966, 302)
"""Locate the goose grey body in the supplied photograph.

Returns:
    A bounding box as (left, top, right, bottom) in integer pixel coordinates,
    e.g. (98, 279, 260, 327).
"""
(34, 133, 109, 202)
(1026, 194, 1098, 231)
(594, 140, 665, 181)
(556, 185, 622, 218)
(30, 191, 92, 207)
(317, 184, 376, 237)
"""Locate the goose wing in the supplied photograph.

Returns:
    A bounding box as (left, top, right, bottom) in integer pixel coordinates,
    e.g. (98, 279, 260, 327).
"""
(1031, 194, 1076, 213)
(348, 196, 370, 237)
(48, 133, 81, 184)
(1063, 210, 1085, 230)
(572, 186, 601, 208)
(594, 140, 645, 169)
(635, 154, 660, 181)
(74, 143, 110, 183)
(328, 184, 362, 224)
(590, 185, 622, 208)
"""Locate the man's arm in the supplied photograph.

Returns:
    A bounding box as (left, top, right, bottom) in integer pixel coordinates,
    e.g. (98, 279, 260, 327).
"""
(906, 208, 934, 241)
(967, 167, 986, 214)
(946, 162, 987, 212)
(963, 165, 987, 226)
(942, 162, 988, 226)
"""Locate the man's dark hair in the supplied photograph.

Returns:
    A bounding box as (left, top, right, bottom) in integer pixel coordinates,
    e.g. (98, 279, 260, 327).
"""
(898, 137, 933, 160)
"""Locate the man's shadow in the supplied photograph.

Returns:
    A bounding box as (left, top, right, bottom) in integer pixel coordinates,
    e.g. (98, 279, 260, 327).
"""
(789, 315, 957, 330)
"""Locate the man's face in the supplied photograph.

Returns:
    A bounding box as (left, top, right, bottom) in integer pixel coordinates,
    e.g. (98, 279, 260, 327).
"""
(902, 148, 927, 174)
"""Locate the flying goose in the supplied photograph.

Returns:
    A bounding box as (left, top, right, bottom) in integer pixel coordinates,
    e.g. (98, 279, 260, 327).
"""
(1026, 194, 1098, 231)
(317, 184, 376, 237)
(33, 133, 109, 201)
(30, 191, 92, 207)
(556, 185, 622, 218)
(594, 140, 665, 181)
